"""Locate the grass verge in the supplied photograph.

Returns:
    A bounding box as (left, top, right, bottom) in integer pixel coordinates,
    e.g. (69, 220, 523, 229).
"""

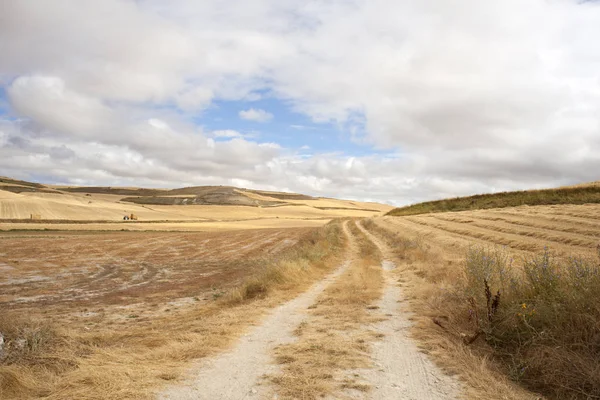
(0, 221, 345, 399)
(269, 220, 384, 399)
(460, 246, 600, 399)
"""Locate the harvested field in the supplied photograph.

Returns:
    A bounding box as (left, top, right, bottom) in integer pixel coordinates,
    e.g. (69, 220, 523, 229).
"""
(0, 228, 305, 311)
(386, 204, 600, 257)
(0, 218, 329, 232)
(0, 179, 392, 230)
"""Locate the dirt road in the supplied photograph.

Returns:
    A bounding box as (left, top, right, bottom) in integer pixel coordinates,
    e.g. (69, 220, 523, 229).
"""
(356, 221, 460, 399)
(158, 220, 461, 399)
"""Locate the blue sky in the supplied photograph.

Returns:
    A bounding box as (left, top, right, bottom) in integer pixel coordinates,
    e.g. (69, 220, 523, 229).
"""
(197, 97, 388, 157)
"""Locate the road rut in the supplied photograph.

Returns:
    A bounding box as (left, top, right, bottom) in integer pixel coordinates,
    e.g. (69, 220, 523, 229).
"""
(356, 221, 461, 399)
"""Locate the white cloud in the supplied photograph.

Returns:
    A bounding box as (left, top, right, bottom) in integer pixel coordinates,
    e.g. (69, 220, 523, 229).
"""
(2, 0, 600, 204)
(212, 130, 243, 138)
(239, 108, 274, 122)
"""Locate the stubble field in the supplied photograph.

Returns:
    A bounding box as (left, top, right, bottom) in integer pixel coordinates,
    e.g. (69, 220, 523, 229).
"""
(0, 228, 306, 315)
(378, 203, 600, 257)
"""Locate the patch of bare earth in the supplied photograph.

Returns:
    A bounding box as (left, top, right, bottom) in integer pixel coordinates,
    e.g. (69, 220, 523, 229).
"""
(0, 229, 304, 312)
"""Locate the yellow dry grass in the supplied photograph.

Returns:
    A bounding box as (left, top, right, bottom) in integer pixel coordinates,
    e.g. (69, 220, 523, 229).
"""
(269, 220, 385, 399)
(0, 222, 345, 399)
(0, 186, 390, 231)
(0, 218, 330, 232)
(238, 189, 392, 213)
(560, 180, 600, 188)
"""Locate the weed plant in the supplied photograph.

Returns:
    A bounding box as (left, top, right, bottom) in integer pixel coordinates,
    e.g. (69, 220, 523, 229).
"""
(463, 246, 600, 399)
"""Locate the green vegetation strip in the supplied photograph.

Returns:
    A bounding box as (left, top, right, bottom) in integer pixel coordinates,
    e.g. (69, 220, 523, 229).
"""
(387, 186, 600, 216)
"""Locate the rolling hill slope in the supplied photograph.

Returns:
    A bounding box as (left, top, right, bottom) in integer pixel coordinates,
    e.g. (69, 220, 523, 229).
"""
(0, 177, 393, 226)
(387, 182, 600, 216)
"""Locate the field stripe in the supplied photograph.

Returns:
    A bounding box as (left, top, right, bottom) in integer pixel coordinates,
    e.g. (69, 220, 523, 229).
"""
(430, 214, 598, 249)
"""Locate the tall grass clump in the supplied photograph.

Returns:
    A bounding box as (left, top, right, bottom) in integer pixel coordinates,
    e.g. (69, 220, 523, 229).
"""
(361, 219, 427, 262)
(225, 220, 345, 304)
(0, 316, 64, 399)
(462, 246, 600, 399)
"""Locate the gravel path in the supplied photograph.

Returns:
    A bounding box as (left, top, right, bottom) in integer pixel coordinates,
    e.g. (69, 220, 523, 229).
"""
(356, 221, 461, 399)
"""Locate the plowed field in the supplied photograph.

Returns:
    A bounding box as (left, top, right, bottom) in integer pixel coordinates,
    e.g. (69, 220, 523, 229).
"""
(0, 228, 306, 321)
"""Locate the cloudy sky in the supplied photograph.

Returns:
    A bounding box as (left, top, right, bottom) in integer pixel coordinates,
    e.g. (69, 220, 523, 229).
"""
(1, 0, 600, 205)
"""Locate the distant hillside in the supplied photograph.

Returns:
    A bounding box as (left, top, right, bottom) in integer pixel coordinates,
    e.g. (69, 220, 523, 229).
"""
(32, 182, 307, 207)
(0, 177, 393, 222)
(387, 183, 600, 216)
(60, 186, 165, 196)
(0, 176, 60, 194)
(247, 189, 314, 201)
(121, 187, 284, 207)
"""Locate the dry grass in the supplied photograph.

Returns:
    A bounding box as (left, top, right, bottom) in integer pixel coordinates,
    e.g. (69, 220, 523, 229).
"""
(269, 220, 384, 399)
(0, 178, 389, 225)
(366, 208, 600, 400)
(387, 185, 600, 216)
(462, 247, 600, 398)
(0, 219, 330, 232)
(0, 221, 345, 399)
(362, 218, 537, 400)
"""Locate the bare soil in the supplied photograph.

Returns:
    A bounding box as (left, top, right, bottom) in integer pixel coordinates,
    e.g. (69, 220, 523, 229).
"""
(0, 228, 306, 323)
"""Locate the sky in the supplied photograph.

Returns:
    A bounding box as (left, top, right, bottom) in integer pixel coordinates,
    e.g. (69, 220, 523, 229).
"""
(1, 0, 600, 205)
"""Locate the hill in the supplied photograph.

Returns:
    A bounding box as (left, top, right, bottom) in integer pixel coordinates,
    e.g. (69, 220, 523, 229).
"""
(386, 183, 600, 216)
(0, 177, 393, 230)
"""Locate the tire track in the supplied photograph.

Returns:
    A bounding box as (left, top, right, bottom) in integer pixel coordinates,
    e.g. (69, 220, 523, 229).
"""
(355, 220, 460, 400)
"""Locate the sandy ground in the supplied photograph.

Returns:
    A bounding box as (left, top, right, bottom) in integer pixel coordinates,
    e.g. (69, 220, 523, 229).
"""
(158, 222, 353, 400)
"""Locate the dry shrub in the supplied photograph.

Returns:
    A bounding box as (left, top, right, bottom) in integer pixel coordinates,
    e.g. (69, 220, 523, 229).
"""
(455, 245, 600, 399)
(365, 218, 600, 399)
(0, 315, 65, 398)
